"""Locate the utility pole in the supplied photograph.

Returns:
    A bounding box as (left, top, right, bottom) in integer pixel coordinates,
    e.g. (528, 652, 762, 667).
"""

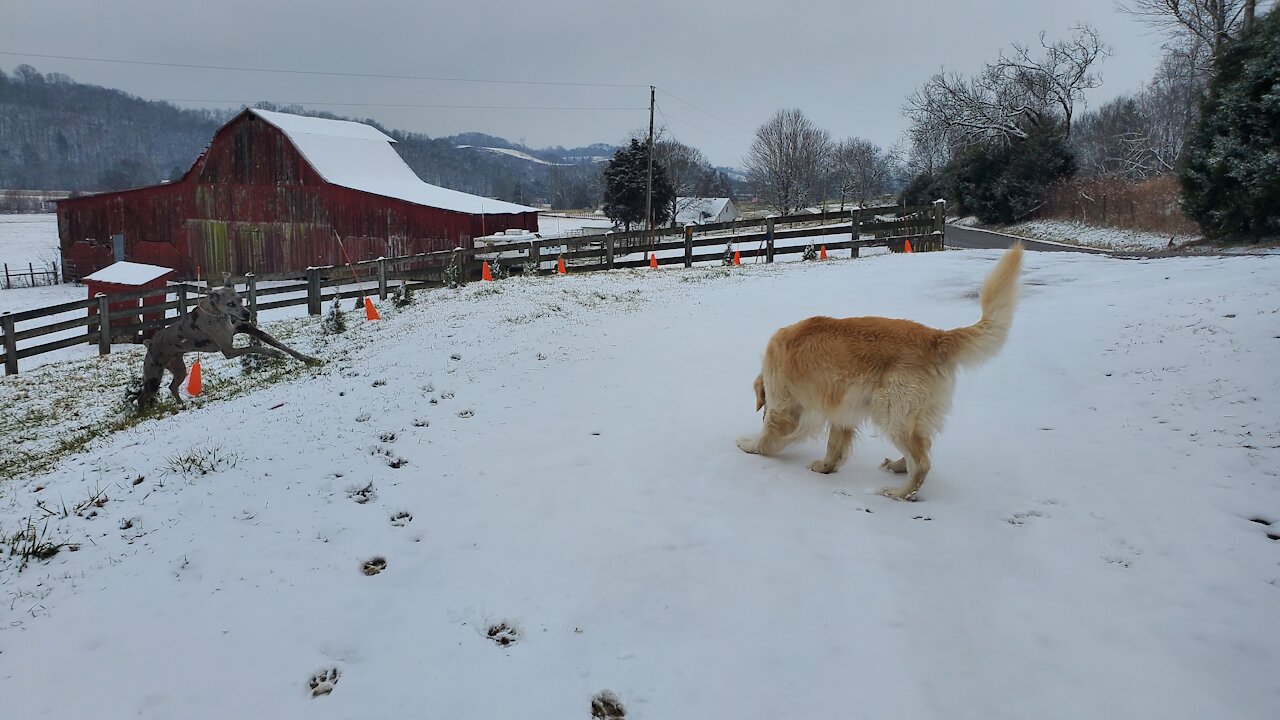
(645, 85, 655, 241)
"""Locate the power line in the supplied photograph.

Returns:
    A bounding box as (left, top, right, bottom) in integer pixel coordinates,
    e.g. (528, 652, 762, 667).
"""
(161, 99, 646, 111)
(658, 108, 753, 150)
(0, 50, 648, 89)
(655, 87, 754, 136)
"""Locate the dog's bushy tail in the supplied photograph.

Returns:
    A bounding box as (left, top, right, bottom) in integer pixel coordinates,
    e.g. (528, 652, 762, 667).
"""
(937, 243, 1023, 369)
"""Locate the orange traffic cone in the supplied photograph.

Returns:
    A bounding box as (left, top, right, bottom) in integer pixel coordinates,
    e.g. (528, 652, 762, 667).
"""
(557, 257, 567, 275)
(904, 239, 914, 254)
(481, 261, 493, 281)
(820, 245, 828, 260)
(649, 253, 658, 269)
(733, 250, 741, 266)
(187, 359, 202, 397)
(364, 297, 381, 320)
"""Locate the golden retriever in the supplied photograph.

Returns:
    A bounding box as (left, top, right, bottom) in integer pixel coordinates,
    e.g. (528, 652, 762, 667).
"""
(736, 243, 1024, 501)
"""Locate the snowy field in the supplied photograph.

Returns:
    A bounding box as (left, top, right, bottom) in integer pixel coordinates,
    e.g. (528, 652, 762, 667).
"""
(0, 213, 60, 272)
(2, 248, 1278, 720)
(537, 213, 614, 238)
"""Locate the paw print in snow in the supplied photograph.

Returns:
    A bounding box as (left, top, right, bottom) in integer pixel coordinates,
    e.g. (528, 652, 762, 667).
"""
(591, 690, 626, 719)
(348, 481, 376, 504)
(309, 668, 339, 697)
(1007, 510, 1046, 526)
(486, 621, 520, 646)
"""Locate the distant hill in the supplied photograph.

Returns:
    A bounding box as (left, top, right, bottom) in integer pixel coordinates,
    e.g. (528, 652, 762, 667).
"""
(0, 64, 615, 208)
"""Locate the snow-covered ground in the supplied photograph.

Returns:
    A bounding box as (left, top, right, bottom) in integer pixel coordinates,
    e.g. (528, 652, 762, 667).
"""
(2, 248, 1277, 720)
(537, 213, 614, 237)
(0, 213, 60, 272)
(961, 217, 1202, 251)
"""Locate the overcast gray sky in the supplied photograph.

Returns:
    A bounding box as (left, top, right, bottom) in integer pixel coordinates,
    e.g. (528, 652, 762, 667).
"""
(0, 0, 1167, 167)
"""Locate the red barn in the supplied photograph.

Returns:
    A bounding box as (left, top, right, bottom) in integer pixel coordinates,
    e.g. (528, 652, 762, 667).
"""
(56, 108, 539, 280)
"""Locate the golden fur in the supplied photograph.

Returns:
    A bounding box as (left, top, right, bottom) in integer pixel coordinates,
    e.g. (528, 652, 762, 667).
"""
(736, 244, 1024, 500)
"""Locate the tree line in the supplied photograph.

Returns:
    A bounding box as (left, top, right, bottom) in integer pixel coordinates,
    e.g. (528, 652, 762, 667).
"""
(0, 65, 616, 209)
(896, 1, 1278, 239)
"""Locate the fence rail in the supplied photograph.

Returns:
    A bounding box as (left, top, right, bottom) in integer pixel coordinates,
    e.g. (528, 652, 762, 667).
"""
(1, 201, 945, 375)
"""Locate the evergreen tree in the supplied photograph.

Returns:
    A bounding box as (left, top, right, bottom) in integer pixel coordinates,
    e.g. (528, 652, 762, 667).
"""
(602, 139, 675, 230)
(948, 122, 1076, 223)
(1180, 8, 1280, 239)
(321, 298, 346, 334)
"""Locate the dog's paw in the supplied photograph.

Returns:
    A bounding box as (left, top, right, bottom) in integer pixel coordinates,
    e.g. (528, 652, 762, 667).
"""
(808, 460, 836, 474)
(735, 437, 759, 454)
(303, 356, 323, 366)
(880, 457, 908, 474)
(879, 486, 919, 502)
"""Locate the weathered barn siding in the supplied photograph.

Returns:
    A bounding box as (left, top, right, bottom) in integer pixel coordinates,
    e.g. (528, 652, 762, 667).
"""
(57, 110, 537, 280)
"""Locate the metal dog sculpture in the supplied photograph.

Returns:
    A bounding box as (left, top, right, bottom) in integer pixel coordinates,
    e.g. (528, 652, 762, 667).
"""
(128, 274, 321, 409)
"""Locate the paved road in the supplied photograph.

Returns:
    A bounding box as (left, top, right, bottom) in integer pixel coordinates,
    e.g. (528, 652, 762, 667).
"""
(944, 225, 1110, 253)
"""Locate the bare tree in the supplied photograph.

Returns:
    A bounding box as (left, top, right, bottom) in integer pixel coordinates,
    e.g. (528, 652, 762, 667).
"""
(830, 138, 893, 209)
(996, 25, 1109, 137)
(1121, 0, 1256, 74)
(904, 25, 1108, 149)
(653, 138, 713, 226)
(905, 65, 1041, 148)
(745, 109, 832, 216)
(1071, 50, 1203, 178)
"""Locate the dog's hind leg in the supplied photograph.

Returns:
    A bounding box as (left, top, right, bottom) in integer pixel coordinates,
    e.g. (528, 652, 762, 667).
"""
(880, 429, 932, 501)
(809, 425, 855, 474)
(166, 356, 187, 404)
(737, 404, 803, 456)
(235, 324, 321, 365)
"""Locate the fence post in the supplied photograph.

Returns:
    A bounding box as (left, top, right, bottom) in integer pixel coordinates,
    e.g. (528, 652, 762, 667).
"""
(528, 240, 541, 274)
(684, 226, 694, 268)
(307, 268, 321, 316)
(176, 283, 188, 318)
(851, 209, 861, 258)
(766, 217, 776, 263)
(932, 199, 946, 251)
(246, 273, 258, 323)
(2, 311, 16, 375)
(96, 293, 111, 356)
(452, 247, 468, 286)
(605, 232, 614, 270)
(3, 263, 9, 290)
(377, 258, 388, 300)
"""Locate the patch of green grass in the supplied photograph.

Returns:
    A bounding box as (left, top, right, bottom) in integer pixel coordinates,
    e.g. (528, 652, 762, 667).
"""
(164, 445, 240, 478)
(5, 517, 72, 572)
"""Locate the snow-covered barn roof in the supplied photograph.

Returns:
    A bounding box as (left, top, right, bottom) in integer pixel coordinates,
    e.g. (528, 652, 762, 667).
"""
(249, 109, 536, 216)
(675, 197, 733, 225)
